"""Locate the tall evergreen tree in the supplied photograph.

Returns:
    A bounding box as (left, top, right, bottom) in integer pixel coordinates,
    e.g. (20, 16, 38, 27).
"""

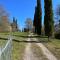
(33, 7, 37, 33)
(33, 0, 42, 35)
(44, 0, 54, 36)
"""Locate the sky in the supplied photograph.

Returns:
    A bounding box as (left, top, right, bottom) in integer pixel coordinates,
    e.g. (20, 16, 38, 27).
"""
(0, 0, 60, 30)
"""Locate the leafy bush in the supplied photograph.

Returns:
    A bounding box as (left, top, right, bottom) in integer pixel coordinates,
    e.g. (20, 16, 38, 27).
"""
(55, 33, 60, 39)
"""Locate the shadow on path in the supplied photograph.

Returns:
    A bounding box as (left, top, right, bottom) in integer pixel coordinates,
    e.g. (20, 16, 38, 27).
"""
(14, 35, 48, 38)
(0, 37, 49, 43)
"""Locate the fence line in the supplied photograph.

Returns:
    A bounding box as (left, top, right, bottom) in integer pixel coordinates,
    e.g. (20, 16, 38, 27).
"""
(0, 36, 12, 60)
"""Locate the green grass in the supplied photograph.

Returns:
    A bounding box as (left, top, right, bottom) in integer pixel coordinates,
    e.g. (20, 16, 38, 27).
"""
(38, 37, 60, 60)
(0, 40, 7, 47)
(0, 32, 10, 35)
(12, 32, 29, 36)
(42, 39, 60, 60)
(0, 39, 26, 60)
(0, 32, 29, 41)
(31, 43, 48, 60)
(0, 32, 28, 60)
(0, 32, 28, 36)
(12, 41, 26, 60)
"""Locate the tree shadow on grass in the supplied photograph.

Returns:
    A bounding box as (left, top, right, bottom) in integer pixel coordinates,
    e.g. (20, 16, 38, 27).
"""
(0, 37, 50, 43)
(13, 39, 51, 43)
(14, 35, 48, 38)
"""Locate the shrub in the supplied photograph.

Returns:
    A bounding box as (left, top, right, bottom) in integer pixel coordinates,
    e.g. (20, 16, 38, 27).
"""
(55, 33, 60, 39)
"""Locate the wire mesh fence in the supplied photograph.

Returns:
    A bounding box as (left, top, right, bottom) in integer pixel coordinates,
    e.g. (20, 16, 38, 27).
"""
(0, 36, 12, 60)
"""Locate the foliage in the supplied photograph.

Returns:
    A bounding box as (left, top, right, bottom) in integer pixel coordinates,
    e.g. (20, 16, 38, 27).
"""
(33, 0, 42, 35)
(0, 5, 10, 32)
(55, 33, 60, 39)
(55, 5, 60, 25)
(44, 0, 54, 36)
(25, 18, 33, 31)
(11, 17, 19, 32)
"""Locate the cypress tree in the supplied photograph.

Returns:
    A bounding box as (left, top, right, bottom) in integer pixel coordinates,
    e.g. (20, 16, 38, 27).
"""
(44, 0, 54, 36)
(33, 0, 42, 35)
(33, 7, 37, 33)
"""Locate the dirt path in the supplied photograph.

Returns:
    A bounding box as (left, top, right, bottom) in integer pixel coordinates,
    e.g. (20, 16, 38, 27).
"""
(23, 38, 39, 60)
(23, 34, 57, 60)
(33, 38, 57, 60)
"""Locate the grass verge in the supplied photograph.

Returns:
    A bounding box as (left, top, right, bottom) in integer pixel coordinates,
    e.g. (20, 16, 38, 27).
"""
(0, 32, 28, 60)
(42, 39, 60, 60)
(12, 41, 26, 60)
(0, 39, 7, 47)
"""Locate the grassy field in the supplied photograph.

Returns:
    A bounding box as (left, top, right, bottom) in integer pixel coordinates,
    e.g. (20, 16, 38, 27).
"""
(12, 32, 28, 60)
(0, 32, 29, 36)
(0, 32, 28, 60)
(38, 38, 60, 60)
(12, 41, 26, 60)
(0, 39, 7, 47)
(0, 32, 60, 60)
(0, 32, 29, 41)
(31, 43, 48, 60)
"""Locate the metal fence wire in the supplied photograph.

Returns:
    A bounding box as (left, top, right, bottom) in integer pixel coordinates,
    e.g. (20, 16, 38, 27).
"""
(0, 36, 12, 60)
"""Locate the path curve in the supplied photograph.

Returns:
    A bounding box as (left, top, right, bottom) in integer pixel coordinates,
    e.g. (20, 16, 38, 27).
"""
(23, 34, 58, 60)
(33, 38, 57, 60)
